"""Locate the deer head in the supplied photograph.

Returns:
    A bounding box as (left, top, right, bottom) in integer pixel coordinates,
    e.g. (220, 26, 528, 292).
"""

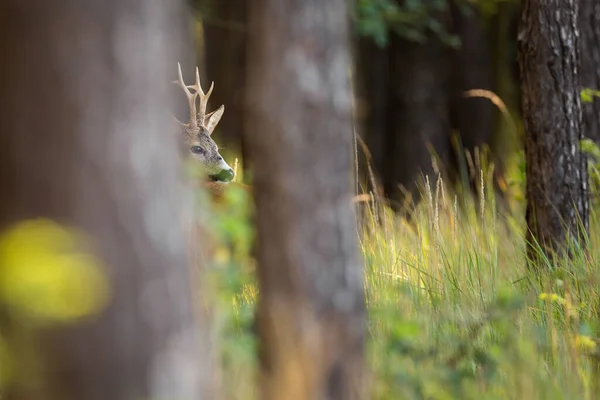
(173, 63, 234, 183)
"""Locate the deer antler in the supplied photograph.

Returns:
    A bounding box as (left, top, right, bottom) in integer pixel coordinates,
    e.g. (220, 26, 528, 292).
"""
(173, 62, 225, 135)
(174, 62, 199, 129)
(195, 71, 214, 128)
(173, 62, 217, 128)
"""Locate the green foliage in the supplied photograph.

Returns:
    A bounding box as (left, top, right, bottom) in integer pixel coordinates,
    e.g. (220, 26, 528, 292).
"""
(581, 88, 600, 104)
(370, 288, 526, 399)
(354, 0, 460, 47)
(353, 0, 517, 47)
(201, 183, 258, 396)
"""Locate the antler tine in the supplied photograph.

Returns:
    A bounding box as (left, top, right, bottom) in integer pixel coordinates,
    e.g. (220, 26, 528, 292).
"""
(173, 62, 198, 129)
(193, 66, 215, 126)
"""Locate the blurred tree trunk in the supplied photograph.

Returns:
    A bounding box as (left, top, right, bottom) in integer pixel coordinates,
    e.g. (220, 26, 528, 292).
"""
(245, 0, 366, 399)
(518, 0, 589, 264)
(354, 36, 389, 196)
(0, 1, 213, 399)
(383, 33, 452, 209)
(203, 0, 249, 168)
(580, 1, 600, 144)
(448, 2, 495, 190)
(490, 3, 521, 194)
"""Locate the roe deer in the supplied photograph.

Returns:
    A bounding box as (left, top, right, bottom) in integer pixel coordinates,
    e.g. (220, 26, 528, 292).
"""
(173, 63, 235, 183)
(173, 63, 251, 202)
(173, 63, 366, 206)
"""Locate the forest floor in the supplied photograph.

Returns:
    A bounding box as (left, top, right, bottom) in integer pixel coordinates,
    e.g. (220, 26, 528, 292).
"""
(205, 162, 600, 400)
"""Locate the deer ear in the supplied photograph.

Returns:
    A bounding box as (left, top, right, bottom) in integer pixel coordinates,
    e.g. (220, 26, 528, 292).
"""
(205, 105, 224, 135)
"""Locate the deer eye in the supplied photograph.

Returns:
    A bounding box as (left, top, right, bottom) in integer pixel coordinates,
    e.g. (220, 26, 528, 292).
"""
(190, 146, 205, 155)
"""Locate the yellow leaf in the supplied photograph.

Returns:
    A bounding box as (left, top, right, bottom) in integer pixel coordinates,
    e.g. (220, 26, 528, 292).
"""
(0, 219, 110, 324)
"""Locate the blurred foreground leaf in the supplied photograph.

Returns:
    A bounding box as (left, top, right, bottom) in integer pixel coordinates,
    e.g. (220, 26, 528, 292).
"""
(0, 219, 110, 324)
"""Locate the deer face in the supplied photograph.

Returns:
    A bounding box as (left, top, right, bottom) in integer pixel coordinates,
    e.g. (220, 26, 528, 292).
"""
(174, 63, 235, 183)
(185, 126, 234, 182)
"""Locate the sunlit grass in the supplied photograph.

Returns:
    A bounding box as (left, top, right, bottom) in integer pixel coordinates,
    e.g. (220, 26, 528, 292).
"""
(205, 157, 600, 399)
(359, 174, 599, 399)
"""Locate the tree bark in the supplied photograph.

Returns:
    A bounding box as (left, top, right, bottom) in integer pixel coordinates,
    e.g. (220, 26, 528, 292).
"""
(517, 0, 589, 263)
(245, 1, 366, 399)
(580, 1, 600, 144)
(0, 1, 210, 399)
(384, 33, 453, 209)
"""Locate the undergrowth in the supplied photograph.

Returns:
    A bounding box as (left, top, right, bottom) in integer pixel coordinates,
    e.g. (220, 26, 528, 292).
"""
(204, 146, 600, 399)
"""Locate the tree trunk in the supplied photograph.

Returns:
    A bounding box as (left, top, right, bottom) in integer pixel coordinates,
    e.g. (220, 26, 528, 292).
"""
(354, 36, 389, 196)
(384, 33, 453, 209)
(203, 0, 249, 168)
(580, 1, 600, 144)
(448, 2, 495, 190)
(0, 1, 211, 399)
(517, 0, 589, 263)
(245, 1, 366, 399)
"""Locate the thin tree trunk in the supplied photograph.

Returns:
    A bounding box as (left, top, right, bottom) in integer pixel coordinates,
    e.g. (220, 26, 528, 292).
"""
(448, 2, 495, 190)
(0, 1, 210, 399)
(517, 0, 589, 263)
(580, 1, 600, 144)
(245, 1, 366, 399)
(354, 36, 389, 195)
(384, 33, 452, 209)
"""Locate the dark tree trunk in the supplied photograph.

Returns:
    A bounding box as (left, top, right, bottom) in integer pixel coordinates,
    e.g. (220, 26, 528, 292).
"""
(354, 36, 389, 196)
(580, 1, 600, 144)
(448, 3, 495, 190)
(245, 0, 366, 399)
(0, 1, 211, 399)
(384, 33, 453, 209)
(517, 0, 589, 263)
(203, 0, 249, 168)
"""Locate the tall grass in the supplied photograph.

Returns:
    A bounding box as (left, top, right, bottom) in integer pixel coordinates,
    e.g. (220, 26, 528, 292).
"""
(360, 172, 600, 399)
(206, 151, 600, 399)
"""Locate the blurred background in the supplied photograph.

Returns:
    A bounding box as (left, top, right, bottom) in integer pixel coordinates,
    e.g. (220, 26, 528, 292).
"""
(1, 1, 599, 399)
(195, 0, 523, 210)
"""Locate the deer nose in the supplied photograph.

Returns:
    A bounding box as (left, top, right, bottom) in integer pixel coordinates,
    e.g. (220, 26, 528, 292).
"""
(210, 167, 235, 183)
(222, 167, 235, 182)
